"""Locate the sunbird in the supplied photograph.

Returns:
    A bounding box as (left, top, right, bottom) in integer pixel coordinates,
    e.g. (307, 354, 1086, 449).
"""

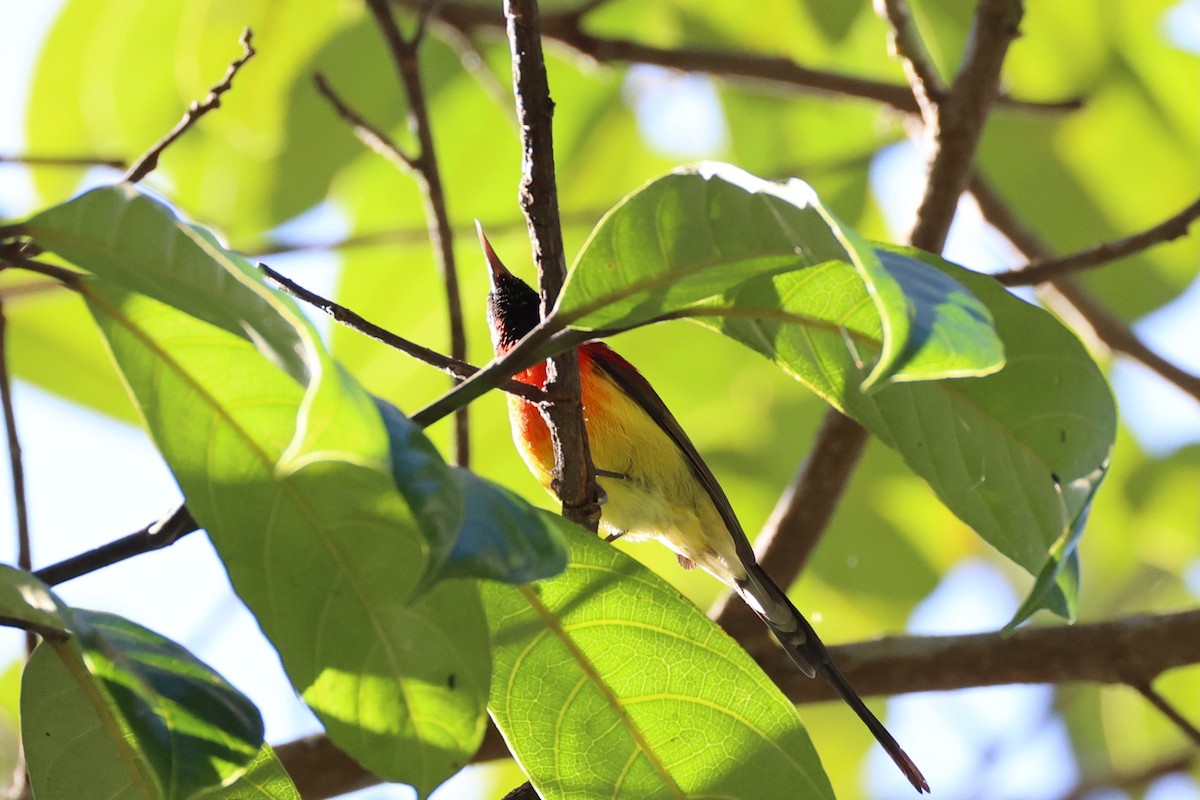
(479, 225, 928, 794)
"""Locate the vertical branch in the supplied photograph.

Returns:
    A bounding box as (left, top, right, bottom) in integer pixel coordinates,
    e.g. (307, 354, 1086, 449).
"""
(504, 0, 601, 529)
(0, 304, 34, 656)
(364, 0, 471, 467)
(716, 0, 1025, 627)
(909, 0, 1023, 252)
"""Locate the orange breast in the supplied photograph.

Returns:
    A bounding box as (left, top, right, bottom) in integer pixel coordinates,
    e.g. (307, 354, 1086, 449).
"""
(506, 350, 614, 489)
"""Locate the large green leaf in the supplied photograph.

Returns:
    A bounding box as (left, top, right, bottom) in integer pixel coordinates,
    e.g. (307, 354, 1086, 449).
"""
(22, 609, 282, 800)
(557, 165, 1110, 619)
(21, 185, 491, 793)
(86, 283, 487, 794)
(557, 163, 922, 389)
(747, 246, 1110, 621)
(486, 530, 834, 800)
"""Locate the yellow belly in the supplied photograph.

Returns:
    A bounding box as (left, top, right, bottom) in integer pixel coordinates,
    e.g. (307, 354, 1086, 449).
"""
(507, 355, 745, 586)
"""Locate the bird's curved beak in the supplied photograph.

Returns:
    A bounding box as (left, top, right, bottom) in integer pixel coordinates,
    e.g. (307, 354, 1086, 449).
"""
(475, 220, 510, 289)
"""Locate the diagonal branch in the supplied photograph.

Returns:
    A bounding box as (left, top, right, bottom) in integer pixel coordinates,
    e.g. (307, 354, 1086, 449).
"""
(875, 0, 944, 119)
(719, 0, 1025, 626)
(258, 262, 546, 402)
(994, 196, 1200, 286)
(34, 504, 199, 587)
(1132, 681, 1200, 748)
(124, 29, 256, 184)
(504, 0, 601, 530)
(969, 175, 1200, 404)
(312, 73, 417, 170)
(272, 608, 1200, 799)
(363, 0, 471, 467)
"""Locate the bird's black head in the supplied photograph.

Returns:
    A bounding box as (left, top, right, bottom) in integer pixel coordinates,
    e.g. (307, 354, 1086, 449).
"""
(478, 223, 541, 353)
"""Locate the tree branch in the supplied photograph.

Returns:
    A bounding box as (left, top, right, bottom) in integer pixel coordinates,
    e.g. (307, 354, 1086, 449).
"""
(1133, 681, 1200, 748)
(312, 73, 417, 170)
(909, 0, 1023, 252)
(994, 196, 1200, 286)
(273, 609, 1200, 799)
(0, 154, 125, 169)
(875, 0, 943, 120)
(0, 302, 33, 654)
(364, 0, 471, 468)
(969, 175, 1200, 404)
(123, 29, 256, 184)
(414, 0, 1079, 114)
(758, 609, 1200, 703)
(258, 262, 546, 402)
(721, 0, 1025, 628)
(504, 0, 601, 530)
(33, 504, 198, 587)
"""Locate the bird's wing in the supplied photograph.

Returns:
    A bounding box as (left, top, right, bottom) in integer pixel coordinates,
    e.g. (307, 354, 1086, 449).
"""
(585, 342, 759, 568)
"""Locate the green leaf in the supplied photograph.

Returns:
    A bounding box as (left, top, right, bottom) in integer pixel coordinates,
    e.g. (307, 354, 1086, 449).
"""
(708, 247, 1111, 619)
(373, 397, 465, 579)
(23, 185, 490, 793)
(861, 248, 1113, 620)
(557, 163, 967, 390)
(22, 609, 270, 800)
(0, 565, 68, 641)
(203, 745, 301, 800)
(23, 185, 316, 389)
(0, 271, 138, 422)
(83, 283, 488, 795)
(486, 530, 834, 800)
(435, 467, 570, 584)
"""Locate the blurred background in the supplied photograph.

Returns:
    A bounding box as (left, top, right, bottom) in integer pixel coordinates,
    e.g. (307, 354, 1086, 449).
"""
(0, 1, 1198, 797)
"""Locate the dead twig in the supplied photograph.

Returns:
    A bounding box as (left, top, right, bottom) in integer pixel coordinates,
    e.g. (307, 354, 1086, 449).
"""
(124, 29, 256, 184)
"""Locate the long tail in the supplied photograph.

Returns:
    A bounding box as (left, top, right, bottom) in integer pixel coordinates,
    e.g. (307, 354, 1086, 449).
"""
(736, 563, 930, 794)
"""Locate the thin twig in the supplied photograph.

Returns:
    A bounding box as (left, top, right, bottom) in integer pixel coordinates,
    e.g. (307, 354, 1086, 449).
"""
(34, 504, 198, 587)
(272, 608, 1200, 799)
(363, 0, 471, 468)
(0, 154, 125, 169)
(505, 0, 601, 531)
(0, 254, 83, 291)
(875, 0, 943, 119)
(969, 175, 1200, 403)
(994, 197, 1200, 286)
(710, 411, 867, 636)
(123, 29, 256, 184)
(311, 73, 417, 171)
(1133, 681, 1200, 748)
(258, 263, 545, 402)
(407, 0, 1081, 114)
(0, 303, 34, 655)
